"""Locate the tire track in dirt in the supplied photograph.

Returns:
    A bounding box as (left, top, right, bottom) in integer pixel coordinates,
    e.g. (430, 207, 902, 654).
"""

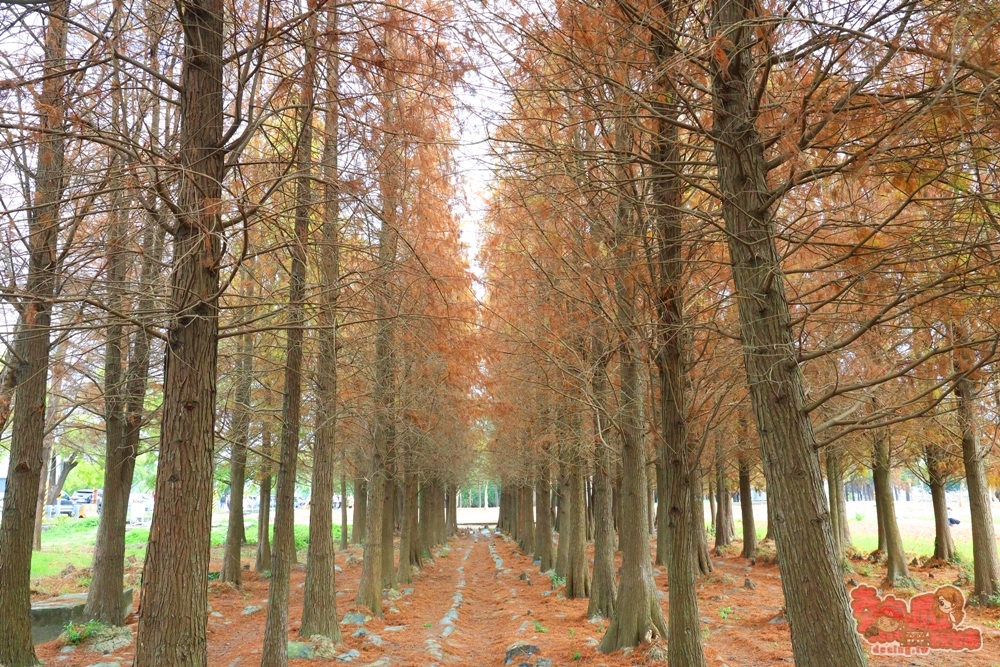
(415, 532, 521, 665)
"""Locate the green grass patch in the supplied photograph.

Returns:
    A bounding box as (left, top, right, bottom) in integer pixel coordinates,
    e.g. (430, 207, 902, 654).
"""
(62, 620, 106, 645)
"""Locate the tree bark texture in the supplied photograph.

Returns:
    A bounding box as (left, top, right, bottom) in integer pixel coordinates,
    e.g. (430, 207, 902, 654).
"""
(260, 24, 314, 661)
(221, 329, 253, 587)
(256, 426, 273, 573)
(738, 457, 757, 560)
(872, 430, 908, 585)
(710, 1, 869, 663)
(925, 445, 955, 562)
(954, 349, 1000, 598)
(588, 341, 616, 618)
(0, 3, 68, 663)
(534, 462, 553, 573)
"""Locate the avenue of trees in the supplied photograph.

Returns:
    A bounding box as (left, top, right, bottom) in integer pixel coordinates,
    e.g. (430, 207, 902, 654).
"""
(0, 0, 477, 665)
(478, 1, 1000, 666)
(1, 0, 1000, 667)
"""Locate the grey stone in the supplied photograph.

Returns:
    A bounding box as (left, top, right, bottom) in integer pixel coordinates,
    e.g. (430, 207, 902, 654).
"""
(366, 633, 384, 647)
(540, 591, 550, 597)
(403, 588, 414, 595)
(335, 565, 343, 572)
(535, 659, 553, 667)
(503, 643, 540, 665)
(647, 644, 669, 661)
(387, 588, 403, 600)
(241, 605, 264, 616)
(31, 589, 134, 645)
(585, 637, 599, 647)
(367, 659, 391, 667)
(211, 611, 223, 618)
(88, 626, 133, 654)
(60, 646, 76, 654)
(384, 625, 405, 632)
(86, 663, 121, 667)
(769, 615, 787, 625)
(441, 625, 454, 637)
(352, 628, 371, 638)
(337, 648, 362, 662)
(342, 611, 370, 625)
(287, 641, 316, 659)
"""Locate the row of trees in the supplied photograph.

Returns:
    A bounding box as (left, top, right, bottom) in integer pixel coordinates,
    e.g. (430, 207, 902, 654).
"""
(0, 0, 479, 665)
(478, 1, 1000, 666)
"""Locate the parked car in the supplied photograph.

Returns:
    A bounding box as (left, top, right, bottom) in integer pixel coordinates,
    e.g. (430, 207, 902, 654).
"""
(71, 488, 102, 504)
(46, 492, 80, 518)
(71, 488, 103, 513)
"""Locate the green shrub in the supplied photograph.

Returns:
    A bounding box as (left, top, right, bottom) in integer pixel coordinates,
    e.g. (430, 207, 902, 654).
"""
(62, 620, 105, 645)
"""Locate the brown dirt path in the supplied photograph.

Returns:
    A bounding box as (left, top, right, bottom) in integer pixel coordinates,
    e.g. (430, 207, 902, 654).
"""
(33, 530, 1000, 666)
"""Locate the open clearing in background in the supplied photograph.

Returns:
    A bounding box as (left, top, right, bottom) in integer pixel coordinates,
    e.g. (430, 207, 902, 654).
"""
(30, 498, 994, 580)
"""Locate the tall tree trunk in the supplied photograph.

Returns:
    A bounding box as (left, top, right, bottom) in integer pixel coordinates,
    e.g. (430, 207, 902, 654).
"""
(872, 430, 908, 585)
(88, 215, 161, 621)
(600, 117, 667, 650)
(738, 457, 756, 559)
(534, 461, 553, 572)
(356, 20, 405, 606)
(301, 12, 342, 636)
(33, 438, 52, 551)
(85, 3, 146, 610)
(256, 426, 273, 573)
(691, 466, 713, 576)
(649, 57, 705, 655)
(221, 326, 253, 587)
(518, 483, 535, 553)
(0, 3, 67, 663)
(434, 480, 447, 545)
(875, 476, 887, 553)
(261, 19, 314, 661)
(380, 461, 396, 590)
(419, 480, 434, 559)
(925, 444, 955, 562)
(565, 442, 590, 599)
(135, 0, 225, 656)
(825, 449, 850, 557)
(554, 449, 569, 578)
(398, 467, 420, 582)
(714, 441, 732, 551)
(599, 335, 667, 651)
(588, 338, 616, 618)
(0, 334, 19, 441)
(710, 1, 868, 663)
(34, 358, 68, 551)
(448, 483, 459, 537)
(953, 327, 1000, 599)
(352, 477, 367, 544)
